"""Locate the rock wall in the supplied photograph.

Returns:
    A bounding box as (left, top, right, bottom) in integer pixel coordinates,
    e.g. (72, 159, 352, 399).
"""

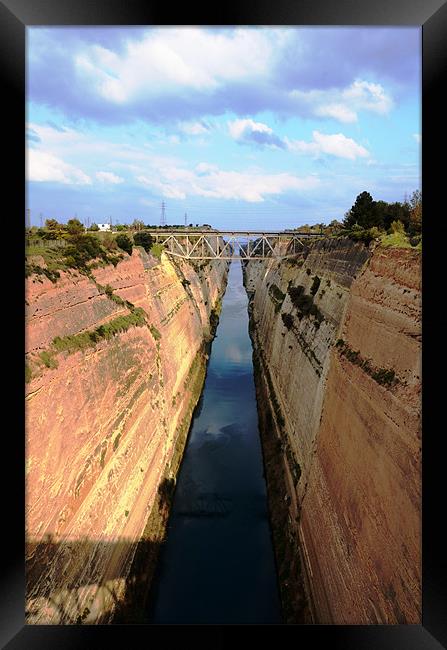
(25, 248, 228, 623)
(244, 239, 421, 624)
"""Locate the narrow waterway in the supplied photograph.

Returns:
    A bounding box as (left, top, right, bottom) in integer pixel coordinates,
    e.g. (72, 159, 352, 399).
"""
(147, 260, 281, 624)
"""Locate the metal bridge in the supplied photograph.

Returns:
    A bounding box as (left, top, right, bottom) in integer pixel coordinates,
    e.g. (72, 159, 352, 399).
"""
(146, 229, 324, 260)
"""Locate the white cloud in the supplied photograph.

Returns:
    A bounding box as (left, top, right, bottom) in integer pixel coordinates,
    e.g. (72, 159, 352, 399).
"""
(228, 118, 273, 140)
(413, 133, 421, 143)
(290, 79, 393, 123)
(96, 171, 124, 184)
(179, 121, 210, 136)
(75, 28, 286, 104)
(27, 149, 92, 185)
(343, 80, 393, 114)
(196, 162, 219, 174)
(137, 164, 319, 202)
(286, 131, 369, 160)
(315, 103, 358, 123)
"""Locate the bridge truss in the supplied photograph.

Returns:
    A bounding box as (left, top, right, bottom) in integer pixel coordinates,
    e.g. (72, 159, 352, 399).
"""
(148, 230, 323, 260)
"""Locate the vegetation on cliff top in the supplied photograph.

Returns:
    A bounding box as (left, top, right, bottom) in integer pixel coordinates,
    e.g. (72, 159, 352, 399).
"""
(329, 190, 421, 249)
(289, 190, 421, 250)
(25, 219, 166, 281)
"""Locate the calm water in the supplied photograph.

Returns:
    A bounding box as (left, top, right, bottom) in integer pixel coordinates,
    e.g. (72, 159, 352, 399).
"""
(147, 261, 281, 624)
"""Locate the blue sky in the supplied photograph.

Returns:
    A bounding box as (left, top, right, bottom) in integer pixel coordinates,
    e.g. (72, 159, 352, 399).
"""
(26, 27, 421, 230)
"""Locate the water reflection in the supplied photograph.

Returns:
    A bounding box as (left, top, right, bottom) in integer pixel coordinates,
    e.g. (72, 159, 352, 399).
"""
(148, 261, 281, 624)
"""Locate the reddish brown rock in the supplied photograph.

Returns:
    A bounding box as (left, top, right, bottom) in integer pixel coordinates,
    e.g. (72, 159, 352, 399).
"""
(25, 249, 228, 623)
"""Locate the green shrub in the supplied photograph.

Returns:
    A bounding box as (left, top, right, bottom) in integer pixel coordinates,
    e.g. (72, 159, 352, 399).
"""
(134, 231, 154, 252)
(379, 231, 412, 249)
(102, 232, 118, 251)
(104, 284, 114, 298)
(281, 313, 294, 330)
(116, 234, 133, 255)
(310, 275, 321, 296)
(150, 243, 164, 259)
(389, 220, 405, 234)
(149, 325, 161, 341)
(348, 225, 382, 244)
(336, 339, 398, 387)
(39, 350, 58, 369)
(269, 284, 286, 303)
(25, 364, 32, 383)
(372, 368, 396, 386)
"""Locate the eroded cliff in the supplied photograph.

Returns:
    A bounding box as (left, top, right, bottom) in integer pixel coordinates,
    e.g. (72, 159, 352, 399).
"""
(244, 238, 421, 624)
(25, 247, 228, 623)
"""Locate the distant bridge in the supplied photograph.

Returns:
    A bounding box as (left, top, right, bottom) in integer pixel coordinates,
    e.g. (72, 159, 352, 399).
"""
(146, 229, 325, 260)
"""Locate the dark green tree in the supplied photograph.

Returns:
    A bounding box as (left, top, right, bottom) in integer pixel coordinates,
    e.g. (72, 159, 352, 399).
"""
(133, 231, 154, 252)
(343, 192, 378, 229)
(116, 234, 133, 255)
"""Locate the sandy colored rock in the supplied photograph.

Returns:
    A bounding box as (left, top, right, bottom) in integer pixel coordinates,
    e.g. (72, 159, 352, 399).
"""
(244, 239, 421, 624)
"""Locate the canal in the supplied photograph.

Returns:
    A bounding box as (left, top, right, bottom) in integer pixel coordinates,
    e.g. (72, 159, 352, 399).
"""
(147, 260, 281, 624)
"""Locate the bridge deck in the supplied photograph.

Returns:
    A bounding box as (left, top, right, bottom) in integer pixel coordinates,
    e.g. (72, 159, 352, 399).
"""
(146, 230, 325, 260)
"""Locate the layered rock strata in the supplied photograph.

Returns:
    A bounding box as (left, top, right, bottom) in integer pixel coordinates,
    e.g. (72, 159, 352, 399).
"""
(25, 248, 228, 623)
(244, 239, 421, 624)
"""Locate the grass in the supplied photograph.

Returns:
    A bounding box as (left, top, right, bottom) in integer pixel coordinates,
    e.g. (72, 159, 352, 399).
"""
(379, 231, 421, 250)
(52, 310, 147, 355)
(27, 308, 148, 380)
(150, 243, 164, 259)
(39, 350, 58, 369)
(25, 233, 125, 280)
(25, 364, 33, 383)
(149, 325, 162, 341)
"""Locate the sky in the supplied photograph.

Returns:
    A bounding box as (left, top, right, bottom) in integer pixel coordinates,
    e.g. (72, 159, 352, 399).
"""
(26, 26, 421, 230)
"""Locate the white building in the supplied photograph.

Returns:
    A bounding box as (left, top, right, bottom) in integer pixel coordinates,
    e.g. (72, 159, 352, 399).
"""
(97, 223, 111, 231)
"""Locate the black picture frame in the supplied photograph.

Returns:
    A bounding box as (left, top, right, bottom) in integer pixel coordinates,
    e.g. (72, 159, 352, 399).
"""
(3, 0, 446, 647)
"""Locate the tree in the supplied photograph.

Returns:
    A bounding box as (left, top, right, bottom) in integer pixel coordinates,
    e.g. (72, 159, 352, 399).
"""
(45, 218, 61, 231)
(131, 219, 145, 231)
(134, 231, 154, 252)
(343, 191, 379, 229)
(66, 218, 84, 235)
(116, 234, 133, 255)
(407, 189, 422, 234)
(89, 223, 99, 231)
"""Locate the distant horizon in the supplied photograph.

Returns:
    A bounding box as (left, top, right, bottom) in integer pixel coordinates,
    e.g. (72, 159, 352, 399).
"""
(26, 26, 421, 230)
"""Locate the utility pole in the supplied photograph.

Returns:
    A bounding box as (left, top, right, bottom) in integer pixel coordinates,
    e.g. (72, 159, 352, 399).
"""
(160, 201, 166, 227)
(39, 213, 43, 228)
(184, 212, 187, 227)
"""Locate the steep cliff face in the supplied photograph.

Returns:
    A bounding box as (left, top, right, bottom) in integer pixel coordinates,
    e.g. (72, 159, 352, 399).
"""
(244, 239, 421, 624)
(25, 248, 228, 624)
